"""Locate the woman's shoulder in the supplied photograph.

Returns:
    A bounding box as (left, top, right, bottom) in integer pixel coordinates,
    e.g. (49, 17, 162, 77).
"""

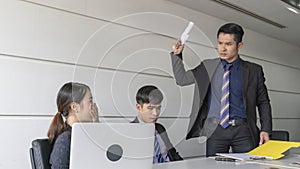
(55, 130, 71, 146)
(51, 130, 72, 155)
(50, 131, 72, 168)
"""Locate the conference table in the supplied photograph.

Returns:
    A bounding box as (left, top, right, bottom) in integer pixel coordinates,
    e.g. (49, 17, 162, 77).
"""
(153, 154, 300, 169)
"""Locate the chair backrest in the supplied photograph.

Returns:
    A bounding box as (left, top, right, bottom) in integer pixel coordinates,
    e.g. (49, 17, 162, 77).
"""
(29, 138, 53, 169)
(270, 130, 289, 141)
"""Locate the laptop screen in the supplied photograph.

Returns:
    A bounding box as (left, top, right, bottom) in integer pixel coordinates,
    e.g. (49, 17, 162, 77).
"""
(70, 123, 155, 169)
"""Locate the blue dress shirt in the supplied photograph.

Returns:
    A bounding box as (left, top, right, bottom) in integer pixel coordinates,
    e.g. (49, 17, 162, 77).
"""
(221, 57, 246, 119)
(207, 56, 246, 120)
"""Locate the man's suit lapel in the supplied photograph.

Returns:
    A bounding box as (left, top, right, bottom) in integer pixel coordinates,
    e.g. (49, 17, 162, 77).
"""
(241, 59, 249, 111)
(203, 58, 221, 81)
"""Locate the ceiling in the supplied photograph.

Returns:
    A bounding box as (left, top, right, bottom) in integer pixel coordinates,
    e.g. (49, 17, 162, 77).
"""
(168, 0, 300, 47)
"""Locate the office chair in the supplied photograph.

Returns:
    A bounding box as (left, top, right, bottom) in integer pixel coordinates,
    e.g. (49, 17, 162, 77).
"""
(29, 138, 53, 169)
(270, 130, 289, 141)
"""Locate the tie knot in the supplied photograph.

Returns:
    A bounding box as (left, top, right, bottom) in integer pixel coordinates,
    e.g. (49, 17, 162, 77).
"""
(224, 63, 232, 71)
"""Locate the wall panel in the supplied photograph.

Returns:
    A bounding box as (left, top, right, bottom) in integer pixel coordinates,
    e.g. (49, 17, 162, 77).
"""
(25, 0, 86, 13)
(0, 55, 194, 118)
(0, 117, 51, 169)
(0, 0, 103, 63)
(0, 55, 72, 115)
(245, 57, 300, 93)
(273, 119, 300, 141)
(22, 0, 300, 69)
(269, 91, 300, 119)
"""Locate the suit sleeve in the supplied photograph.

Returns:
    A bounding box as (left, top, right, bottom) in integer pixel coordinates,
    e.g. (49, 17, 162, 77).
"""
(170, 52, 195, 86)
(256, 65, 272, 134)
(156, 123, 183, 161)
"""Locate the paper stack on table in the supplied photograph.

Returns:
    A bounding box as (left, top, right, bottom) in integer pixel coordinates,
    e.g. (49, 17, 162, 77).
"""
(216, 140, 300, 161)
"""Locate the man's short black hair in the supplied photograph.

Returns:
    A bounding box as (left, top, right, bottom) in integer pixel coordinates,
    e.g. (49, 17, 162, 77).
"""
(136, 85, 163, 105)
(217, 23, 244, 43)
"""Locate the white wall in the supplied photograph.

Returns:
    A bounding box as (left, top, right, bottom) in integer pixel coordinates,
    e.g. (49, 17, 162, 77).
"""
(0, 0, 299, 168)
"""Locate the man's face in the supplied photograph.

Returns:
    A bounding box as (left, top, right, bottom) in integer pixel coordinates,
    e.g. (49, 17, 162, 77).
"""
(218, 32, 243, 63)
(136, 103, 161, 123)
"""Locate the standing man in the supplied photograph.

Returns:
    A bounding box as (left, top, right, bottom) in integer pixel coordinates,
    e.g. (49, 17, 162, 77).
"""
(170, 23, 272, 156)
(131, 85, 183, 163)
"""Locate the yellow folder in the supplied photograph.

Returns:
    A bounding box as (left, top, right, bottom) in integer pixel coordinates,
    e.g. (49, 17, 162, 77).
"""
(247, 140, 300, 159)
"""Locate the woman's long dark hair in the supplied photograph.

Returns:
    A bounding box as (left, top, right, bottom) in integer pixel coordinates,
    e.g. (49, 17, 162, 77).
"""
(47, 82, 90, 143)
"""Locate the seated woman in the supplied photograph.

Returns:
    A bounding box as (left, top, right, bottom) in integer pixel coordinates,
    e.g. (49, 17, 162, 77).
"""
(47, 82, 99, 169)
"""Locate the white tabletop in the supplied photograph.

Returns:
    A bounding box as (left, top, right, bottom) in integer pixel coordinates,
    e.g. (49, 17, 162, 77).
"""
(153, 155, 300, 169)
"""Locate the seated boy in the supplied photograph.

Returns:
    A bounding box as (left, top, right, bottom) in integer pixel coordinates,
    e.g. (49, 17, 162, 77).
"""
(131, 85, 183, 163)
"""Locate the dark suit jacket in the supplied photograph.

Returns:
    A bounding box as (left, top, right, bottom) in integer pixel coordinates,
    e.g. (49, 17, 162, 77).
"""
(131, 117, 183, 161)
(170, 53, 272, 147)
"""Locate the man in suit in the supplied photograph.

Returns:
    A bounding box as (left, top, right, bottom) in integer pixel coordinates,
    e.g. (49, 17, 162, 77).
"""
(170, 23, 272, 156)
(131, 85, 183, 163)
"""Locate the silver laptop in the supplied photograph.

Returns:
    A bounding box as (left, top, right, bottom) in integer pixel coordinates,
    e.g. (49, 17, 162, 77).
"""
(70, 123, 155, 169)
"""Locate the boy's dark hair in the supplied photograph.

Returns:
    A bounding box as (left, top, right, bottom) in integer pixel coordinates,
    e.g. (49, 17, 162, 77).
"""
(136, 85, 163, 105)
(217, 23, 244, 44)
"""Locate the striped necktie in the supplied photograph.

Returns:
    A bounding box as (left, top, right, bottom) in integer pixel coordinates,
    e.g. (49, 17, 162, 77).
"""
(220, 63, 232, 128)
(154, 136, 164, 163)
